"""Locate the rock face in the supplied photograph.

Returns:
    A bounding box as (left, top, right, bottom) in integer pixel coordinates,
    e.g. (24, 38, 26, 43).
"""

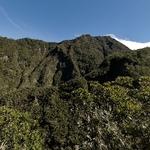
(0, 35, 130, 89)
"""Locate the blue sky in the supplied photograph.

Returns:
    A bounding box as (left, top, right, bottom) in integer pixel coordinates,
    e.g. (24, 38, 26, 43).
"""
(0, 0, 150, 42)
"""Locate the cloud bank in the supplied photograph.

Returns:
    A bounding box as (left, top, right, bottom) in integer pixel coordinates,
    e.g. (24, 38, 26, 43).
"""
(109, 34, 150, 50)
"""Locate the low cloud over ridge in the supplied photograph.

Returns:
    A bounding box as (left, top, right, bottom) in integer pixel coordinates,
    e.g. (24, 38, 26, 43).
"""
(109, 34, 150, 50)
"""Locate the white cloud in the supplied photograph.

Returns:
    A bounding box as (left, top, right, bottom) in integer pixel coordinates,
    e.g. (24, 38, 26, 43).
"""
(108, 34, 150, 50)
(0, 5, 23, 32)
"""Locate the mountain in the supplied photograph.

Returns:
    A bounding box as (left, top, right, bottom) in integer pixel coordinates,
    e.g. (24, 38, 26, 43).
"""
(0, 35, 130, 89)
(0, 35, 150, 150)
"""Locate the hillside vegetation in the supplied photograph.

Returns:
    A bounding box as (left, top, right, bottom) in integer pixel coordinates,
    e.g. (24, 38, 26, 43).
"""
(0, 35, 150, 150)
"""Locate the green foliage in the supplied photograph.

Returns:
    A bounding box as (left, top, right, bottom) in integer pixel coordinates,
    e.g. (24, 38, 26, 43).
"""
(88, 76, 150, 149)
(0, 106, 44, 150)
(0, 76, 150, 149)
(104, 83, 141, 113)
(0, 36, 150, 149)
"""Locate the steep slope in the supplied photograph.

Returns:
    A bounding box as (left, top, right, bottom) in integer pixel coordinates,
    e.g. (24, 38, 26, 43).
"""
(85, 47, 150, 82)
(0, 35, 130, 89)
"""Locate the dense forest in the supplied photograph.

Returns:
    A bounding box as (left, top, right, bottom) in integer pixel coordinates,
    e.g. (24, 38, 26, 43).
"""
(0, 35, 150, 150)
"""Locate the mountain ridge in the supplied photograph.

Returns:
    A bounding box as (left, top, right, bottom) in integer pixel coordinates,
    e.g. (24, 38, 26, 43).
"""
(0, 34, 130, 89)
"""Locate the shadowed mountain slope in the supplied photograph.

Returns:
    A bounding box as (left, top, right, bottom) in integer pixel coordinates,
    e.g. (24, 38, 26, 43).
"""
(0, 35, 130, 89)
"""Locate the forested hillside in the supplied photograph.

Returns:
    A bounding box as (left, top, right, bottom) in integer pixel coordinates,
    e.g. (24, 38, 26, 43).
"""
(0, 35, 150, 150)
